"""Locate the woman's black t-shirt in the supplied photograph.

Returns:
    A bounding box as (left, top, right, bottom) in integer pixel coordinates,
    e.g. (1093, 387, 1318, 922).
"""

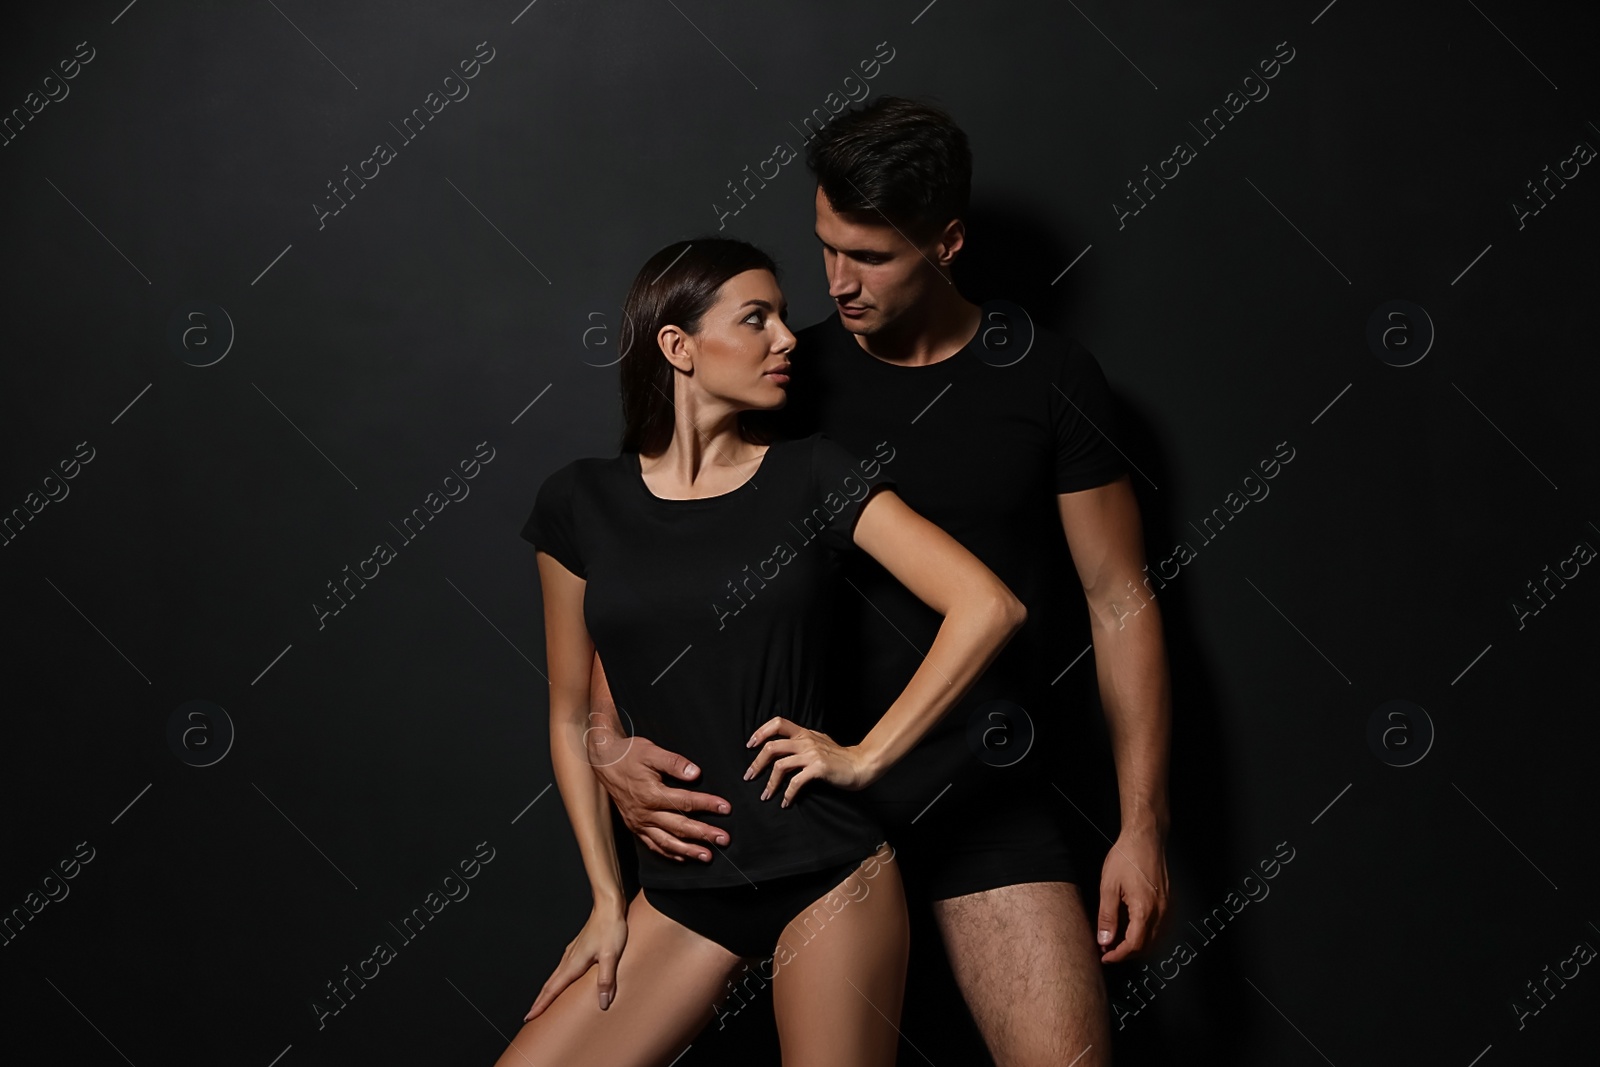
(520, 433, 896, 889)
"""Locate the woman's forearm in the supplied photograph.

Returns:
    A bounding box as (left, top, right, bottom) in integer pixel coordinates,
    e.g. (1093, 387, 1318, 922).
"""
(854, 591, 1025, 780)
(550, 709, 627, 913)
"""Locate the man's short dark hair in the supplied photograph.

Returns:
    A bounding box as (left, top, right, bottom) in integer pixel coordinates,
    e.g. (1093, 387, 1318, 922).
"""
(805, 96, 971, 239)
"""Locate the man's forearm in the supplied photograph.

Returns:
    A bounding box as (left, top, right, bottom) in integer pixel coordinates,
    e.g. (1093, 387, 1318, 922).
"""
(1090, 599, 1172, 834)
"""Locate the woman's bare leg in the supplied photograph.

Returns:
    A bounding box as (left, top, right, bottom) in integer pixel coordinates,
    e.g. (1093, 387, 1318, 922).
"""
(770, 846, 910, 1067)
(494, 889, 745, 1067)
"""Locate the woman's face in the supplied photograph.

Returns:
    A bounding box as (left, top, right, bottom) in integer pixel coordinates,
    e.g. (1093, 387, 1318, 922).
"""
(673, 268, 795, 411)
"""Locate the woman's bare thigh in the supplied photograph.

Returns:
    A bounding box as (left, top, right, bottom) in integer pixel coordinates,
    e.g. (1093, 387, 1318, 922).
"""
(494, 890, 744, 1067)
(770, 845, 910, 1067)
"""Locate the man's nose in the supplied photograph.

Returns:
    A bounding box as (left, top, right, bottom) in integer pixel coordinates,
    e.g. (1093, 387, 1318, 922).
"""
(828, 261, 857, 299)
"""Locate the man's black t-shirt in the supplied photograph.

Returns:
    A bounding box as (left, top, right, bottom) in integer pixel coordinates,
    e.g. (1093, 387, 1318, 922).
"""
(774, 301, 1128, 822)
(521, 433, 896, 889)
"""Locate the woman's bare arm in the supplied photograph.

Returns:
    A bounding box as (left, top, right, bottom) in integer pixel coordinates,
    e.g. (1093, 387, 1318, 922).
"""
(537, 552, 626, 914)
(845, 489, 1026, 778)
(744, 489, 1026, 798)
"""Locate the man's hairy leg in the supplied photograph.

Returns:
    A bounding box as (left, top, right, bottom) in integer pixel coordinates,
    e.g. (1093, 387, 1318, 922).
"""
(584, 651, 732, 862)
(931, 882, 1110, 1067)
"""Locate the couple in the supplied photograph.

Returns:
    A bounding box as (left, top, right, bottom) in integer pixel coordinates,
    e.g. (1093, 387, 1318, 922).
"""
(501, 97, 1172, 1066)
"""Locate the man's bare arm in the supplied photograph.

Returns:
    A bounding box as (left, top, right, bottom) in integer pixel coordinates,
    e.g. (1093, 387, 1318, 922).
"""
(1057, 473, 1172, 963)
(584, 652, 732, 863)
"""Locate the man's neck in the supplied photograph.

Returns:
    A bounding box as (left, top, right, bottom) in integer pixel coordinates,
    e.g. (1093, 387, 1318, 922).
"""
(853, 289, 983, 367)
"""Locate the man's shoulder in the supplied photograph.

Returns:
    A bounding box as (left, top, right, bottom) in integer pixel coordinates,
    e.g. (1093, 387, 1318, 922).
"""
(972, 299, 1102, 379)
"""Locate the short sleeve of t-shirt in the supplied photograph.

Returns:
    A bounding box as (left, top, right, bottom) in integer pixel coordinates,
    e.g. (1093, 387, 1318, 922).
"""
(519, 461, 587, 578)
(808, 434, 897, 553)
(1050, 340, 1130, 493)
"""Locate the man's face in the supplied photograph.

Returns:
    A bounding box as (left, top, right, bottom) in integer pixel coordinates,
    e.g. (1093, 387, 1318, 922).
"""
(813, 185, 944, 338)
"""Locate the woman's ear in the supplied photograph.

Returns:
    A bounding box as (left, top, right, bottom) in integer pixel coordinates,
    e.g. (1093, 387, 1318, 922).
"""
(657, 324, 694, 373)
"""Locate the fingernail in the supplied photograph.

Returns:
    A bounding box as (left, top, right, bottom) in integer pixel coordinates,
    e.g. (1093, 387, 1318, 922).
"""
(685, 763, 697, 775)
(718, 803, 729, 814)
(717, 835, 728, 845)
(742, 769, 752, 780)
(1098, 929, 1112, 945)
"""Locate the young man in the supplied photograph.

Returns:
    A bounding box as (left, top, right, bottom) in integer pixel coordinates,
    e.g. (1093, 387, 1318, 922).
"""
(584, 97, 1172, 1065)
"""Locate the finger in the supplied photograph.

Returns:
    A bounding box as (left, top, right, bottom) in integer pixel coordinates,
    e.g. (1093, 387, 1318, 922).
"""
(656, 786, 732, 816)
(781, 764, 819, 808)
(639, 740, 704, 782)
(645, 818, 727, 862)
(745, 716, 792, 749)
(1097, 885, 1122, 954)
(596, 953, 618, 1011)
(1119, 904, 1151, 956)
(526, 964, 575, 1020)
(654, 812, 729, 848)
(636, 829, 674, 860)
(631, 808, 721, 858)
(647, 828, 696, 862)
(762, 753, 805, 801)
(1100, 936, 1142, 964)
(744, 738, 796, 780)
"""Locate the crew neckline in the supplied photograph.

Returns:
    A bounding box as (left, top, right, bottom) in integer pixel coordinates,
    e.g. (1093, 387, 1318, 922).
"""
(834, 301, 987, 371)
(630, 445, 773, 506)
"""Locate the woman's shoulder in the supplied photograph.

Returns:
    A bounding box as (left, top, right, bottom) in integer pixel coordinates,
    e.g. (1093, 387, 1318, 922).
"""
(537, 452, 631, 498)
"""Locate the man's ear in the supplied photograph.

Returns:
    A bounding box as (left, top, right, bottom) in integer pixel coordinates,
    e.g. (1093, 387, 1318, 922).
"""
(935, 217, 967, 267)
(657, 325, 694, 373)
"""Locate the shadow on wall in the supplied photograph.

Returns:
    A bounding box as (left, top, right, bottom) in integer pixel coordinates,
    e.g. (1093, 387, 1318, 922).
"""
(954, 201, 1255, 1065)
(955, 198, 1082, 332)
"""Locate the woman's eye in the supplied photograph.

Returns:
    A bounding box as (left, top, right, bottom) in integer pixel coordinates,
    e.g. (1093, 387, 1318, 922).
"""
(744, 311, 764, 326)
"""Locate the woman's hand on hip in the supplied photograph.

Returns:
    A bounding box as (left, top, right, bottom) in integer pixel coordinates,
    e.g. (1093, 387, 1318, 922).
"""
(524, 901, 629, 1021)
(743, 716, 875, 806)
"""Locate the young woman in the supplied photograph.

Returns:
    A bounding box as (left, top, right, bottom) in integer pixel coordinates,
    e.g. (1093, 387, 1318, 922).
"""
(496, 238, 1026, 1067)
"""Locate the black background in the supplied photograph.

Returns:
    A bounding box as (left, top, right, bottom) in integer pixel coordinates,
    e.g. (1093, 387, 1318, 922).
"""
(2, 1, 1596, 1064)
